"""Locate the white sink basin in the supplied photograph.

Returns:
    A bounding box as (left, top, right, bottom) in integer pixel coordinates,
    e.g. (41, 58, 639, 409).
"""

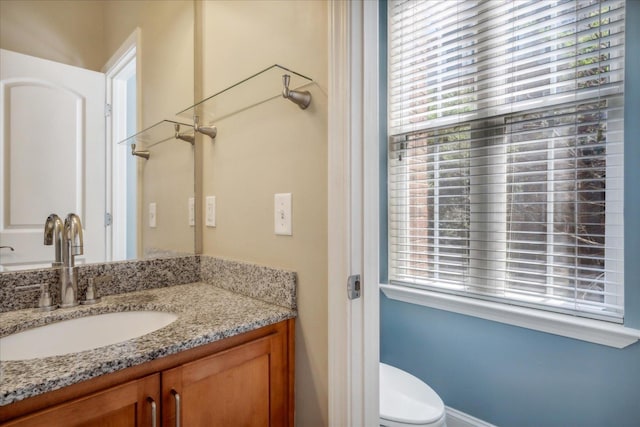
(0, 311, 178, 361)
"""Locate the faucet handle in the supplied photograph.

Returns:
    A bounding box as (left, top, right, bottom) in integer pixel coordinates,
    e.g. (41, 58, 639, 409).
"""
(81, 278, 101, 305)
(81, 275, 111, 305)
(38, 283, 56, 312)
(15, 283, 57, 311)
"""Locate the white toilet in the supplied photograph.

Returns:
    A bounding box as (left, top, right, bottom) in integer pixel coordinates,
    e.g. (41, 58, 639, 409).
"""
(380, 363, 447, 427)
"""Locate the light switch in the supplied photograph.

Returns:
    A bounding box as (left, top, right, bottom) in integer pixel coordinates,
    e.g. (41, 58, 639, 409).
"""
(274, 193, 292, 236)
(149, 202, 157, 228)
(206, 196, 216, 227)
(188, 197, 195, 226)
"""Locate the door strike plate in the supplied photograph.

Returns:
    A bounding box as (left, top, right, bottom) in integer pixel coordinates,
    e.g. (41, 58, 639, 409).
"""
(347, 274, 361, 300)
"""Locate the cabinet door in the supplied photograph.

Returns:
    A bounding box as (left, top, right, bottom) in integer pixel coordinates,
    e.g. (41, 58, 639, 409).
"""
(4, 374, 160, 427)
(162, 331, 289, 427)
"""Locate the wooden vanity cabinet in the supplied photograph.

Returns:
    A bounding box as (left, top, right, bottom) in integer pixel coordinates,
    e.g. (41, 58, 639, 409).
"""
(1, 320, 294, 427)
(162, 328, 289, 426)
(2, 374, 160, 427)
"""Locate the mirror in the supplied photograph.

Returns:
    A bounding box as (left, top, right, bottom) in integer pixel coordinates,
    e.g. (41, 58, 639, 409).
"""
(0, 0, 195, 272)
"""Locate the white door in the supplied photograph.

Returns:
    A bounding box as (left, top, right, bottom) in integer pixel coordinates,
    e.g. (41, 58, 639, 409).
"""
(0, 49, 106, 271)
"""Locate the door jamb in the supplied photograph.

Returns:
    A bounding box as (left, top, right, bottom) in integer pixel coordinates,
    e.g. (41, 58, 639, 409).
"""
(104, 29, 141, 261)
(328, 1, 380, 425)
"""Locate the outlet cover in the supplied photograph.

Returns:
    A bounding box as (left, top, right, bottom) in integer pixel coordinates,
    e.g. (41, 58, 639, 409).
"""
(188, 197, 195, 226)
(206, 196, 216, 227)
(149, 202, 157, 228)
(274, 193, 292, 236)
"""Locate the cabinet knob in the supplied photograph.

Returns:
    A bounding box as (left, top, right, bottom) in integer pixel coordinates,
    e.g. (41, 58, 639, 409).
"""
(146, 396, 157, 427)
(171, 389, 181, 427)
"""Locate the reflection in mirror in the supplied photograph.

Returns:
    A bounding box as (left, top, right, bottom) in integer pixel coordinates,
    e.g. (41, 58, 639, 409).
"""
(0, 0, 195, 272)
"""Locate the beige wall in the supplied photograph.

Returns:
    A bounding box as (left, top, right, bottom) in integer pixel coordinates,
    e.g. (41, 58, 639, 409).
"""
(0, 0, 106, 71)
(200, 0, 328, 424)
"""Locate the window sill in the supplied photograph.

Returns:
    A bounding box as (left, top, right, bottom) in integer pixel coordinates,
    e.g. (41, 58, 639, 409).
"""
(380, 283, 640, 349)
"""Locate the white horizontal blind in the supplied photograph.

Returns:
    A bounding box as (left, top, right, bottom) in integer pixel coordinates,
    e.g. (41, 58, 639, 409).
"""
(388, 0, 625, 321)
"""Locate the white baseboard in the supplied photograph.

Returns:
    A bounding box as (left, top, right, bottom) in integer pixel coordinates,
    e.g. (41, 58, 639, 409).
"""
(446, 406, 496, 427)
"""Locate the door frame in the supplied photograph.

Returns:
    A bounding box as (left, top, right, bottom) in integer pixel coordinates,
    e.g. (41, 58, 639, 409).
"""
(328, 1, 380, 425)
(104, 29, 141, 261)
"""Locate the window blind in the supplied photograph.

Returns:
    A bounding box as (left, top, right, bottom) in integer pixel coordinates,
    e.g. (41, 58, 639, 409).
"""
(388, 0, 625, 321)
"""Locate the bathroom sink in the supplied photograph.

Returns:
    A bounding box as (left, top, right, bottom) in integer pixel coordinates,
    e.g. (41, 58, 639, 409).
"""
(0, 311, 178, 361)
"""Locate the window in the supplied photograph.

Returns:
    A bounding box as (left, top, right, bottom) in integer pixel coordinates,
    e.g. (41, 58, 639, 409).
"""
(388, 0, 625, 321)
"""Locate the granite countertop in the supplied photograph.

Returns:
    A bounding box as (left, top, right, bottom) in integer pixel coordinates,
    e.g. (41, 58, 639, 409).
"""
(0, 282, 296, 406)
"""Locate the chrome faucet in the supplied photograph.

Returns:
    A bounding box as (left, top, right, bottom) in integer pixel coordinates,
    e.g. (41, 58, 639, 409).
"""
(59, 213, 84, 308)
(44, 214, 64, 267)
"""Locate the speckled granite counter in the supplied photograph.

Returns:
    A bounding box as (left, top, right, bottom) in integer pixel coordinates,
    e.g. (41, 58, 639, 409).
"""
(0, 282, 296, 406)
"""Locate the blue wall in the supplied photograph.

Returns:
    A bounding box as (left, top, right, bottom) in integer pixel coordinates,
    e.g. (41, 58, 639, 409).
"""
(381, 296, 640, 426)
(380, 2, 640, 426)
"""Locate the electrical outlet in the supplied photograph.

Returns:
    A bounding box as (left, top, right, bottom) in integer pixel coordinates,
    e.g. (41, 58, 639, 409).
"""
(149, 202, 157, 228)
(206, 196, 216, 227)
(188, 197, 195, 226)
(274, 193, 292, 235)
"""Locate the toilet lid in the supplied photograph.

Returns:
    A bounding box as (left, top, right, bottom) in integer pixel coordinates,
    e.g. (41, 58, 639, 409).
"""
(380, 363, 445, 425)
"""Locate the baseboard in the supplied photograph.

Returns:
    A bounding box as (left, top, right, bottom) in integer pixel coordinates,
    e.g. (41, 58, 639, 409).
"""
(445, 406, 496, 427)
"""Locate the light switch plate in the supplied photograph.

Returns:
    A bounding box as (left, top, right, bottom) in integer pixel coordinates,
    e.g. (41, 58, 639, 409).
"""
(206, 196, 216, 227)
(274, 193, 292, 236)
(188, 197, 195, 226)
(149, 202, 157, 228)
